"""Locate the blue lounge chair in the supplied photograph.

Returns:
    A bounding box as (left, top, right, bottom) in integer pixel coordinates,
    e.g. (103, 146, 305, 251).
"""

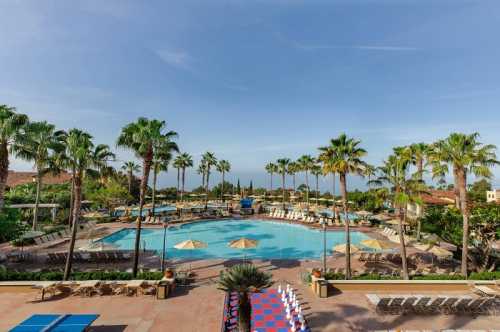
(9, 314, 99, 332)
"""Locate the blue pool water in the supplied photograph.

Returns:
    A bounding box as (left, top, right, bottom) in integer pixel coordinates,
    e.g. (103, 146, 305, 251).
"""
(100, 219, 371, 260)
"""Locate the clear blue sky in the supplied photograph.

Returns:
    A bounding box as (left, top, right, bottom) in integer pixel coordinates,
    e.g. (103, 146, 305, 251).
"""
(1, 0, 499, 192)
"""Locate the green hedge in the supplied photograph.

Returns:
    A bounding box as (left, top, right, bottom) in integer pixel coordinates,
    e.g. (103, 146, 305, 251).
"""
(0, 270, 163, 281)
(318, 271, 499, 281)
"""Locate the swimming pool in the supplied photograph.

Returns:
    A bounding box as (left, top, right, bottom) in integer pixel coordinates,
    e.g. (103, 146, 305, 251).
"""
(100, 219, 372, 260)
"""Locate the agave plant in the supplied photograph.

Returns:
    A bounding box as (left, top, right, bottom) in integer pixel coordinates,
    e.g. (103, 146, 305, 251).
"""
(218, 264, 273, 332)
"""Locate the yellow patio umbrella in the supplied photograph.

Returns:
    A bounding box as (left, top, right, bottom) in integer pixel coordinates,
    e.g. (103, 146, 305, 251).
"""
(229, 238, 259, 249)
(333, 244, 360, 254)
(429, 246, 453, 258)
(360, 239, 396, 251)
(174, 240, 208, 250)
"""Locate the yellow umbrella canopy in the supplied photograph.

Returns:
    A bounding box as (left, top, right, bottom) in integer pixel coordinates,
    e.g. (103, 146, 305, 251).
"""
(333, 244, 360, 254)
(229, 238, 259, 249)
(429, 246, 453, 258)
(174, 240, 208, 250)
(360, 239, 396, 250)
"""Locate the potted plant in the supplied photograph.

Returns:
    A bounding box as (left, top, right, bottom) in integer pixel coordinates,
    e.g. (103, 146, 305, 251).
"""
(312, 269, 322, 278)
(164, 268, 174, 279)
(218, 264, 273, 332)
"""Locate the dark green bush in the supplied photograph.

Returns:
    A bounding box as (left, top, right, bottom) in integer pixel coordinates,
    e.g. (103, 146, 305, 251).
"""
(412, 274, 466, 280)
(469, 271, 500, 280)
(0, 208, 26, 243)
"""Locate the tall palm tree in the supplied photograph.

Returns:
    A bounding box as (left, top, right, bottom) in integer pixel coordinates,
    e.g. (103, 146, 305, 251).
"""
(276, 158, 290, 209)
(217, 160, 231, 201)
(265, 162, 278, 193)
(173, 157, 182, 198)
(287, 161, 299, 194)
(409, 142, 429, 240)
(176, 153, 193, 202)
(197, 163, 207, 190)
(428, 133, 498, 276)
(297, 155, 315, 206)
(319, 134, 367, 279)
(62, 129, 114, 280)
(0, 105, 28, 209)
(363, 164, 376, 190)
(151, 142, 177, 216)
(201, 152, 217, 209)
(117, 117, 178, 277)
(121, 161, 140, 194)
(370, 147, 423, 280)
(11, 121, 65, 230)
(311, 163, 322, 202)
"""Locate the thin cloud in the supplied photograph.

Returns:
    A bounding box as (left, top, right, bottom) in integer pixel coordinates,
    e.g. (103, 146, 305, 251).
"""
(156, 49, 193, 70)
(294, 42, 419, 52)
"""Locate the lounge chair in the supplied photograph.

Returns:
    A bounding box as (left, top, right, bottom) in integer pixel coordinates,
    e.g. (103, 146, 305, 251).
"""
(472, 285, 500, 298)
(413, 297, 432, 314)
(34, 237, 44, 246)
(366, 294, 391, 314)
(440, 297, 459, 314)
(401, 296, 418, 314)
(358, 253, 367, 262)
(453, 297, 473, 314)
(387, 297, 405, 315)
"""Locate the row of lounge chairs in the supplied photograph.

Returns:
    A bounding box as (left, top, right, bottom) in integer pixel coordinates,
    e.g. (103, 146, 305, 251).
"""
(366, 293, 498, 315)
(46, 250, 133, 264)
(268, 209, 369, 227)
(381, 227, 397, 237)
(33, 230, 71, 247)
(33, 279, 158, 300)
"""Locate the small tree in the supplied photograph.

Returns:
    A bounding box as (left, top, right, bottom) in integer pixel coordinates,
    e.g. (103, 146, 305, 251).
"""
(218, 264, 274, 332)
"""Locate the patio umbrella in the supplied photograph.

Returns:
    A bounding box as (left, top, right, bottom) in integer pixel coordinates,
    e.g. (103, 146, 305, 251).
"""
(360, 239, 396, 251)
(333, 244, 360, 254)
(174, 240, 208, 250)
(429, 246, 453, 258)
(229, 238, 259, 262)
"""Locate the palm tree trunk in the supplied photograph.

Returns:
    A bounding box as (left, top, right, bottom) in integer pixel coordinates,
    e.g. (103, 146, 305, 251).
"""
(332, 172, 337, 220)
(238, 292, 251, 332)
(133, 149, 153, 277)
(64, 170, 82, 280)
(270, 173, 273, 192)
(181, 168, 186, 202)
(339, 173, 351, 279)
(399, 204, 409, 280)
(282, 173, 286, 209)
(457, 168, 469, 277)
(315, 174, 319, 202)
(292, 173, 296, 192)
(453, 166, 460, 209)
(221, 171, 225, 201)
(305, 170, 310, 207)
(32, 169, 42, 230)
(127, 170, 132, 194)
(205, 170, 210, 210)
(152, 166, 158, 217)
(68, 168, 75, 227)
(176, 168, 180, 200)
(0, 141, 9, 210)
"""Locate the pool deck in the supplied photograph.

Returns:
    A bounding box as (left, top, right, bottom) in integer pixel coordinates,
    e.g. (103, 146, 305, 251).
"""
(1, 259, 499, 331)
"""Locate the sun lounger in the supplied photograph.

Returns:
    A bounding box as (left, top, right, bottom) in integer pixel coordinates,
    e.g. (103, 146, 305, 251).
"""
(472, 285, 500, 298)
(413, 296, 432, 313)
(401, 296, 418, 314)
(453, 296, 474, 314)
(387, 297, 405, 314)
(366, 294, 391, 314)
(440, 297, 459, 314)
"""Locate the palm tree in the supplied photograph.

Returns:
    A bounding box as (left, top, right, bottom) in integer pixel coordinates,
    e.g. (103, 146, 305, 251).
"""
(287, 161, 299, 193)
(151, 143, 177, 216)
(409, 142, 429, 240)
(276, 158, 290, 209)
(363, 164, 376, 190)
(117, 117, 178, 277)
(311, 163, 322, 202)
(218, 264, 273, 332)
(319, 134, 367, 279)
(428, 133, 498, 276)
(11, 121, 65, 230)
(173, 156, 182, 199)
(371, 147, 424, 280)
(297, 155, 315, 206)
(121, 161, 140, 194)
(0, 105, 28, 209)
(197, 163, 207, 190)
(217, 160, 231, 201)
(62, 129, 114, 280)
(265, 162, 278, 194)
(201, 152, 217, 209)
(176, 153, 193, 202)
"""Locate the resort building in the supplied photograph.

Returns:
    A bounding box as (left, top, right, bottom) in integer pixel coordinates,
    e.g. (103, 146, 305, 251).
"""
(486, 189, 500, 203)
(406, 190, 456, 218)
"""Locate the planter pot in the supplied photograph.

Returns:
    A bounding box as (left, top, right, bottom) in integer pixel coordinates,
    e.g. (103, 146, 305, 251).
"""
(164, 270, 174, 279)
(312, 270, 322, 278)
